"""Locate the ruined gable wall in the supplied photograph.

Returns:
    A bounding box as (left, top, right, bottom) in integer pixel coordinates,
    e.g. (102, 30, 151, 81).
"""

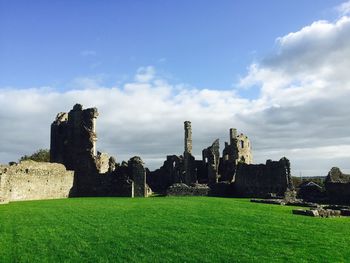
(234, 158, 291, 197)
(0, 161, 74, 203)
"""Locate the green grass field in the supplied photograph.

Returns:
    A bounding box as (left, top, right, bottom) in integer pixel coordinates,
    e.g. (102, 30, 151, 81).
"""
(0, 197, 349, 262)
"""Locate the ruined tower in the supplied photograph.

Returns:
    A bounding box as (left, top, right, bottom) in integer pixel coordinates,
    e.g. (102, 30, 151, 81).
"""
(223, 128, 253, 165)
(235, 133, 253, 164)
(183, 121, 196, 185)
(229, 128, 237, 146)
(221, 128, 253, 182)
(128, 156, 147, 197)
(184, 121, 192, 154)
(50, 103, 99, 171)
(50, 104, 136, 197)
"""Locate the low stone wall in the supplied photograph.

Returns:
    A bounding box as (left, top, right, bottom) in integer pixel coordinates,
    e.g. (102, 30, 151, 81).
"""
(166, 183, 210, 196)
(0, 161, 74, 204)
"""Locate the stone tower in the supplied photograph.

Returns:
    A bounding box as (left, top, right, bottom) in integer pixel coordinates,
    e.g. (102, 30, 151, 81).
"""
(50, 103, 99, 171)
(184, 121, 192, 154)
(183, 121, 196, 185)
(229, 128, 237, 146)
(128, 156, 147, 197)
(221, 128, 253, 182)
(235, 133, 253, 164)
(224, 128, 253, 165)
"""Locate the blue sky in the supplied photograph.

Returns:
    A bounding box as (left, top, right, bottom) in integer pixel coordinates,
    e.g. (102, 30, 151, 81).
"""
(0, 0, 344, 91)
(1, 0, 350, 177)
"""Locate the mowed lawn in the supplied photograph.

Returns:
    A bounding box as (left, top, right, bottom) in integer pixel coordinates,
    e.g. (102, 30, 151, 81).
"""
(0, 197, 349, 262)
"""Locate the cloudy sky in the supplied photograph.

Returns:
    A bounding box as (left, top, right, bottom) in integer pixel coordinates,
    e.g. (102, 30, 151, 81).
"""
(1, 0, 350, 177)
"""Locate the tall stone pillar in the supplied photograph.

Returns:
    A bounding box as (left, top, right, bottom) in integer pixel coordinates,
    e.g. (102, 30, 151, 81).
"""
(128, 156, 147, 197)
(183, 121, 196, 185)
(229, 128, 237, 145)
(184, 121, 192, 154)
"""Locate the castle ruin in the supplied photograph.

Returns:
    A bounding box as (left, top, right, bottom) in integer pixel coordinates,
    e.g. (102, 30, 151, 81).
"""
(148, 119, 292, 197)
(50, 104, 149, 198)
(1, 103, 295, 203)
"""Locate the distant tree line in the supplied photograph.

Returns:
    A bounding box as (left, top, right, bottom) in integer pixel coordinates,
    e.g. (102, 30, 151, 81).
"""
(19, 149, 50, 162)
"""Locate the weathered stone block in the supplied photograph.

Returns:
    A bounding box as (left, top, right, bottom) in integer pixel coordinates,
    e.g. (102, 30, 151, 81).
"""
(166, 183, 209, 196)
(292, 209, 319, 217)
(251, 199, 286, 205)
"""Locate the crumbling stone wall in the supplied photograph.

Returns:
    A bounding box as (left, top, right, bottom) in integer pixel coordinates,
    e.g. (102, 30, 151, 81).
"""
(147, 122, 199, 192)
(128, 156, 147, 197)
(147, 155, 183, 193)
(96, 152, 111, 173)
(50, 104, 138, 198)
(234, 157, 292, 197)
(325, 167, 350, 204)
(202, 139, 220, 186)
(50, 103, 99, 172)
(0, 161, 74, 204)
(166, 183, 210, 196)
(235, 133, 253, 164)
(220, 128, 253, 182)
(148, 125, 292, 198)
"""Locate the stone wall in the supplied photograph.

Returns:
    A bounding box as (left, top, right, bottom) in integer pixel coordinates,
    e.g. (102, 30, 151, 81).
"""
(0, 161, 74, 204)
(220, 128, 253, 182)
(50, 103, 98, 172)
(166, 183, 210, 196)
(235, 133, 253, 164)
(234, 157, 292, 197)
(202, 139, 220, 186)
(128, 156, 147, 197)
(325, 167, 350, 204)
(50, 104, 136, 198)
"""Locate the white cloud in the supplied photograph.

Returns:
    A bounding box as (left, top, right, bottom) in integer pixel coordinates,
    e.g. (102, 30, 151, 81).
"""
(239, 14, 350, 175)
(0, 78, 250, 171)
(336, 1, 350, 16)
(2, 14, 350, 177)
(134, 66, 156, 82)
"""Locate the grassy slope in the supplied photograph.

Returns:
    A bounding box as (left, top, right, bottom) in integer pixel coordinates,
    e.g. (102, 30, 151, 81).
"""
(0, 197, 349, 262)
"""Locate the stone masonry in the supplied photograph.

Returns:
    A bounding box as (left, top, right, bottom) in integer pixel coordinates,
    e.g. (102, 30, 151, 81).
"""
(183, 121, 197, 185)
(148, 123, 292, 198)
(1, 103, 296, 202)
(50, 103, 99, 173)
(202, 139, 220, 186)
(220, 128, 253, 182)
(0, 161, 74, 204)
(128, 156, 147, 197)
(234, 157, 292, 197)
(50, 104, 144, 198)
(325, 167, 350, 204)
